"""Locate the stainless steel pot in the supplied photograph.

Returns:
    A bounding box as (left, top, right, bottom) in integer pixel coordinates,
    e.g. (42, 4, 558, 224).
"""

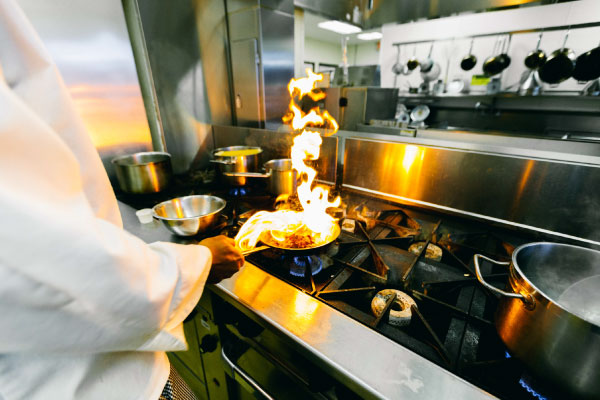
(474, 242, 600, 399)
(224, 159, 297, 196)
(211, 146, 262, 186)
(111, 152, 172, 194)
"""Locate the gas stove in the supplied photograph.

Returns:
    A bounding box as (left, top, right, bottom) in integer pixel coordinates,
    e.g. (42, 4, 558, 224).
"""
(117, 179, 564, 399)
(224, 191, 564, 400)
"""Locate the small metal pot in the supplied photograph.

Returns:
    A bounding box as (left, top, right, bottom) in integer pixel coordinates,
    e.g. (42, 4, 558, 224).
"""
(474, 242, 600, 398)
(152, 195, 226, 236)
(224, 159, 297, 196)
(111, 152, 172, 194)
(211, 146, 262, 186)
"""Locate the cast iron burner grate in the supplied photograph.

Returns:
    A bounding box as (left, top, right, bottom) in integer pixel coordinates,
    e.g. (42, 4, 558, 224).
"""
(225, 193, 563, 399)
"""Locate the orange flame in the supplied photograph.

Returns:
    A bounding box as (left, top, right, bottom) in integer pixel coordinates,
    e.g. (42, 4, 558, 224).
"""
(235, 69, 340, 251)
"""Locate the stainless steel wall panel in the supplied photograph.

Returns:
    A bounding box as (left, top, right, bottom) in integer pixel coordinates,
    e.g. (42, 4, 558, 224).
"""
(259, 7, 294, 130)
(134, 0, 232, 173)
(16, 0, 153, 180)
(343, 138, 600, 243)
(225, 0, 293, 130)
(230, 39, 262, 127)
(227, 8, 260, 41)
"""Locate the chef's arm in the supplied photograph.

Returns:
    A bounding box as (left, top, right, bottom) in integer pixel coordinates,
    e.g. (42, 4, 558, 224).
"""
(0, 81, 213, 354)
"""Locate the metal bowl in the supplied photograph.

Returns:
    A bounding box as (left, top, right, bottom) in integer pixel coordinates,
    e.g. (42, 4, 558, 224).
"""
(152, 195, 226, 236)
(111, 152, 172, 194)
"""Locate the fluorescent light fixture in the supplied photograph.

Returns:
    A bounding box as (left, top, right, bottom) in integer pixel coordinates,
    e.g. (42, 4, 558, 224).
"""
(317, 20, 362, 35)
(357, 32, 382, 41)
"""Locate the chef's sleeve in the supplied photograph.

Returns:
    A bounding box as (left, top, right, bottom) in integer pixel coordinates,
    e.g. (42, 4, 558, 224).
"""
(0, 78, 211, 353)
(0, 0, 212, 354)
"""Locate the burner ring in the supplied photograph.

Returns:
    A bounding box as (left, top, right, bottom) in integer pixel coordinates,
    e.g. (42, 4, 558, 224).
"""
(371, 289, 417, 327)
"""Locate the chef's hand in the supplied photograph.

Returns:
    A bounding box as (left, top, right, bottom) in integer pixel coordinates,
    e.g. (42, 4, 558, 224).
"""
(199, 235, 244, 284)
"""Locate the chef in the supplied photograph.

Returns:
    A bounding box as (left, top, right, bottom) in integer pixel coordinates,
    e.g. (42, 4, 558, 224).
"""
(0, 1, 243, 399)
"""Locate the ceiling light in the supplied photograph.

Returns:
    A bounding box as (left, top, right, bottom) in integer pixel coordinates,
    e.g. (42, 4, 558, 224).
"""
(317, 20, 362, 35)
(357, 32, 382, 41)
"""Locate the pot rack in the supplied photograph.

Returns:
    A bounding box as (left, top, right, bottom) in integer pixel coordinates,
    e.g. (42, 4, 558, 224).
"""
(392, 21, 600, 47)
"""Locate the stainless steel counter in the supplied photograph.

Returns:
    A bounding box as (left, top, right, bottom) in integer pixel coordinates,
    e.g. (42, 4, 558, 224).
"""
(119, 200, 494, 399)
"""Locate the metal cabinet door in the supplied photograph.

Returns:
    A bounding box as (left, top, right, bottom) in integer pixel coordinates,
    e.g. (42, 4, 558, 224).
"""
(230, 38, 262, 127)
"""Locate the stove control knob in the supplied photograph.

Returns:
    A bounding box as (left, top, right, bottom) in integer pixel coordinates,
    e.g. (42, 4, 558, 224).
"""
(200, 334, 218, 353)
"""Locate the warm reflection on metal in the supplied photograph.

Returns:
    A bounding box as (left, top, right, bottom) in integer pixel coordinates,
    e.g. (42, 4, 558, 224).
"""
(117, 201, 492, 399)
(17, 0, 153, 176)
(343, 138, 600, 244)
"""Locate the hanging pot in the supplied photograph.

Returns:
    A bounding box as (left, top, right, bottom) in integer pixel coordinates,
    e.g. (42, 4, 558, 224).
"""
(572, 41, 600, 82)
(406, 46, 419, 71)
(482, 36, 504, 77)
(539, 29, 576, 84)
(524, 32, 547, 70)
(460, 38, 477, 71)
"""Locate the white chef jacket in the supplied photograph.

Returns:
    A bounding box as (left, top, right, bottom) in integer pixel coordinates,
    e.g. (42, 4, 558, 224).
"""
(0, 1, 212, 399)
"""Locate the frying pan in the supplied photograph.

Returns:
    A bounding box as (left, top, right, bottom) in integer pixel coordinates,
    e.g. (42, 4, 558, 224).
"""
(572, 41, 600, 82)
(241, 224, 341, 256)
(539, 29, 576, 84)
(524, 32, 546, 70)
(460, 38, 477, 71)
(482, 36, 504, 76)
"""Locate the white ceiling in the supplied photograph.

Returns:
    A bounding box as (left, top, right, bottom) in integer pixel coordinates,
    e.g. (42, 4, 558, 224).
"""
(303, 11, 381, 45)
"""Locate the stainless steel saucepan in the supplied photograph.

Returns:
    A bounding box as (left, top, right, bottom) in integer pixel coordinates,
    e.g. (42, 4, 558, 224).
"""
(211, 146, 262, 186)
(474, 242, 600, 399)
(224, 159, 297, 196)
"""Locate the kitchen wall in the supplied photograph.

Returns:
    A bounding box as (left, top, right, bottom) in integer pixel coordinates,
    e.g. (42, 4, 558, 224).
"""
(304, 37, 343, 71)
(349, 41, 380, 66)
(381, 0, 600, 93)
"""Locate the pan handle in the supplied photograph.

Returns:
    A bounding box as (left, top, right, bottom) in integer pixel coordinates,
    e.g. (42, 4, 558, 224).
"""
(223, 171, 272, 178)
(241, 245, 269, 256)
(473, 254, 534, 307)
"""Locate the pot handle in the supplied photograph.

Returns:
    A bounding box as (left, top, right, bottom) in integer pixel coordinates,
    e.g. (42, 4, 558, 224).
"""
(223, 171, 272, 178)
(210, 158, 236, 165)
(473, 254, 529, 301)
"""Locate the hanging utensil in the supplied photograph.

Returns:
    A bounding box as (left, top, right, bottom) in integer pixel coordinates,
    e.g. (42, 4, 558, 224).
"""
(524, 31, 547, 70)
(482, 36, 503, 77)
(406, 45, 419, 71)
(497, 34, 512, 72)
(572, 41, 600, 82)
(539, 28, 576, 84)
(420, 42, 435, 73)
(392, 45, 403, 75)
(460, 38, 477, 71)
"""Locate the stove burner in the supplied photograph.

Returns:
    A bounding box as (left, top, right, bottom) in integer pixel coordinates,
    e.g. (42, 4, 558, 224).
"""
(288, 255, 323, 277)
(229, 187, 250, 197)
(519, 376, 549, 400)
(371, 289, 417, 327)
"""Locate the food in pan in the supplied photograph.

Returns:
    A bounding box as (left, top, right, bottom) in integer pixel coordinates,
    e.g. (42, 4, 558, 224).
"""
(214, 148, 261, 157)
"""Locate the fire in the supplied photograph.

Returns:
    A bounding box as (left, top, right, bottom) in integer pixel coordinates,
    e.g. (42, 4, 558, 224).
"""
(235, 69, 340, 251)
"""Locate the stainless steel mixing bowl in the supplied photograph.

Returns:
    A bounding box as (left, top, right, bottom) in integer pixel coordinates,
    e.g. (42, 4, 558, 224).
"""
(151, 195, 226, 236)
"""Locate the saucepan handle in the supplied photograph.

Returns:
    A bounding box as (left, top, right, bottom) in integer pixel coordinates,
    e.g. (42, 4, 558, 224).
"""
(210, 158, 236, 165)
(473, 254, 528, 301)
(223, 171, 272, 178)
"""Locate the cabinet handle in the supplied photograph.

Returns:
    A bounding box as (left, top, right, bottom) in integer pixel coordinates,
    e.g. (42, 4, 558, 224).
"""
(221, 347, 274, 400)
